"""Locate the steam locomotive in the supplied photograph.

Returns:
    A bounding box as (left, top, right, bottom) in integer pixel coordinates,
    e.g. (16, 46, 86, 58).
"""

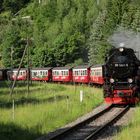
(103, 46, 140, 104)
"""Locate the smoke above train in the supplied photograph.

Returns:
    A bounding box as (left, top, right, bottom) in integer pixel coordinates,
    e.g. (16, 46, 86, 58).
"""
(108, 26, 140, 59)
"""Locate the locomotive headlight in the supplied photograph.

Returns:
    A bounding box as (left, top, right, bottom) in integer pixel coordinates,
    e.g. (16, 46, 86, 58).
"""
(110, 78, 115, 83)
(128, 78, 133, 83)
(119, 47, 124, 52)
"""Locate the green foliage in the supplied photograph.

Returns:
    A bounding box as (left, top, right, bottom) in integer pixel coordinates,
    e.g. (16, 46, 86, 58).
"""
(88, 0, 130, 64)
(131, 9, 140, 32)
(0, 18, 33, 68)
(0, 0, 140, 68)
(121, 2, 140, 31)
(1, 24, 23, 68)
(22, 0, 107, 67)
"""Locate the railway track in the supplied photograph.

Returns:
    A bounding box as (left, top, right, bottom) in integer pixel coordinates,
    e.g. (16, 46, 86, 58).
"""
(48, 105, 129, 140)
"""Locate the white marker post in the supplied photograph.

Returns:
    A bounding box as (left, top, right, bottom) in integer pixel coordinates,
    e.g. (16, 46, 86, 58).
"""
(80, 90, 83, 102)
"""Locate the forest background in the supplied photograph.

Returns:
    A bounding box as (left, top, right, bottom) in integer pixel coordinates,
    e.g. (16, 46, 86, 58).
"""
(0, 0, 139, 68)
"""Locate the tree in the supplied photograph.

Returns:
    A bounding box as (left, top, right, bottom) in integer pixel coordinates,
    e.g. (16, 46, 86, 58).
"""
(88, 0, 129, 65)
(1, 24, 25, 68)
(131, 9, 140, 32)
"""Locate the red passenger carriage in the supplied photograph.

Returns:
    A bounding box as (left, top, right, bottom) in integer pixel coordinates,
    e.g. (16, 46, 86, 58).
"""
(31, 67, 52, 81)
(7, 68, 27, 81)
(90, 65, 104, 85)
(52, 67, 72, 82)
(72, 66, 91, 84)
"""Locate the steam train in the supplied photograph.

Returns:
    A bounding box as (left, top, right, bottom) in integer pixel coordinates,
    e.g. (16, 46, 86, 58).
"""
(0, 46, 140, 105)
(103, 47, 140, 104)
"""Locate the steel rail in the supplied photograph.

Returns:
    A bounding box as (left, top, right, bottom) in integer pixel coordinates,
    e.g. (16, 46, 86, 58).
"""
(85, 105, 130, 140)
(49, 104, 113, 140)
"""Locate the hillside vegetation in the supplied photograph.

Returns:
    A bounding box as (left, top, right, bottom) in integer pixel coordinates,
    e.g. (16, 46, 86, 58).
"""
(0, 0, 140, 68)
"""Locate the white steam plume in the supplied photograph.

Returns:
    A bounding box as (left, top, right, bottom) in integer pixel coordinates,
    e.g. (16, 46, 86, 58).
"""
(108, 26, 140, 59)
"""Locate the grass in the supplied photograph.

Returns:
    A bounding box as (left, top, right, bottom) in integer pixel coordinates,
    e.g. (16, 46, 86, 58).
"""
(0, 81, 103, 140)
(115, 104, 140, 140)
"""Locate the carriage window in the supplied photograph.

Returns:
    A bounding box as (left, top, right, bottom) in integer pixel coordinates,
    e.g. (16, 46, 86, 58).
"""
(66, 71, 68, 76)
(36, 71, 39, 76)
(56, 71, 58, 75)
(95, 72, 97, 76)
(83, 71, 85, 76)
(62, 71, 64, 76)
(83, 71, 84, 76)
(79, 70, 81, 76)
(46, 71, 48, 76)
(84, 70, 86, 76)
(43, 71, 45, 76)
(0, 71, 2, 76)
(83, 70, 85, 76)
(33, 72, 37, 76)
